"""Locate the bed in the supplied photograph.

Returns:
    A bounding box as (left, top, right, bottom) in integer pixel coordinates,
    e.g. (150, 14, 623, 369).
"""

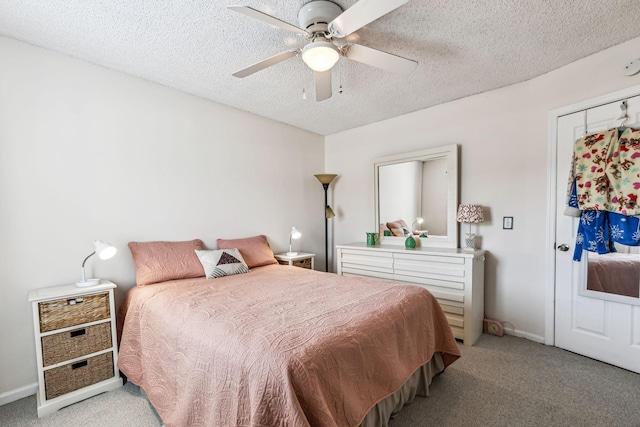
(587, 253, 640, 298)
(117, 237, 460, 427)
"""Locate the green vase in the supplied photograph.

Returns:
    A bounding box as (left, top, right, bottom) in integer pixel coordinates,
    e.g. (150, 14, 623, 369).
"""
(405, 235, 416, 249)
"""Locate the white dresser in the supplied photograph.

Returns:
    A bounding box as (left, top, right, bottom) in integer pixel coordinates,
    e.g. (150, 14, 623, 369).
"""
(336, 242, 485, 345)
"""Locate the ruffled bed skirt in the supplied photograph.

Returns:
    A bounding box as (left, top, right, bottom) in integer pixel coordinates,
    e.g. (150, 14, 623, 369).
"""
(360, 352, 445, 427)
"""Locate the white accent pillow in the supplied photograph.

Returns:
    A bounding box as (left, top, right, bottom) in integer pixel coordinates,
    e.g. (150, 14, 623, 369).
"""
(195, 249, 250, 279)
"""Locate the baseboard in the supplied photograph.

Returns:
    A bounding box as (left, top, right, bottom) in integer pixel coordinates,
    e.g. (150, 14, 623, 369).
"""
(503, 328, 545, 344)
(0, 383, 37, 406)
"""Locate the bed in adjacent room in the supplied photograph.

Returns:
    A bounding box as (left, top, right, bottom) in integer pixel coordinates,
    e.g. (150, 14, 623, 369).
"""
(587, 252, 640, 298)
(117, 237, 460, 427)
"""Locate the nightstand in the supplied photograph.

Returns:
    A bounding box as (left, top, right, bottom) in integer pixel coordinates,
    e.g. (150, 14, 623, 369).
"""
(28, 280, 123, 417)
(274, 252, 315, 270)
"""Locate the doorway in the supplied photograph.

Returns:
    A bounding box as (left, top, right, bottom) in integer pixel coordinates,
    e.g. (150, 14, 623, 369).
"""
(549, 88, 640, 373)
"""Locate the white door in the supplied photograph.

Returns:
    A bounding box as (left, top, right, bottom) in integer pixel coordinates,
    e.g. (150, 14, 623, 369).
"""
(555, 95, 640, 373)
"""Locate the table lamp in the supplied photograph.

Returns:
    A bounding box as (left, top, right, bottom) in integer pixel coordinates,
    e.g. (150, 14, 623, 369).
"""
(288, 226, 302, 256)
(456, 204, 484, 251)
(77, 240, 117, 287)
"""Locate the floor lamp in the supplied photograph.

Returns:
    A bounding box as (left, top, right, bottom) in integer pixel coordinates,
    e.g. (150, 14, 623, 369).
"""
(314, 174, 337, 272)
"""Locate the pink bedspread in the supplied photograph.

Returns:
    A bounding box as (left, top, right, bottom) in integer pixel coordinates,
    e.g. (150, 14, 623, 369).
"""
(117, 264, 460, 427)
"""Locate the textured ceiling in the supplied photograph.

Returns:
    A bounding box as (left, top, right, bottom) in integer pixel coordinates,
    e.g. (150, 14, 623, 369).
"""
(2, 1, 640, 135)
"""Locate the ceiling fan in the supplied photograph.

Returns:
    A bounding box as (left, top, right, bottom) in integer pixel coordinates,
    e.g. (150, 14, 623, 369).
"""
(228, 0, 418, 101)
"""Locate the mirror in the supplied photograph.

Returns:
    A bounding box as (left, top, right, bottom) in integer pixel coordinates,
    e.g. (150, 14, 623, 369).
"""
(374, 144, 459, 248)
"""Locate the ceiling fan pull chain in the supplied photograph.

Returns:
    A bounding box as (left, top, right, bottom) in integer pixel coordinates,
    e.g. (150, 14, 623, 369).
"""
(339, 60, 344, 94)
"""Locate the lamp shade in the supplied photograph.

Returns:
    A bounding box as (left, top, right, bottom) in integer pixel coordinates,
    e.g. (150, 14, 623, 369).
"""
(95, 240, 117, 260)
(456, 204, 484, 223)
(314, 174, 337, 185)
(325, 206, 335, 219)
(290, 226, 302, 240)
(301, 41, 340, 72)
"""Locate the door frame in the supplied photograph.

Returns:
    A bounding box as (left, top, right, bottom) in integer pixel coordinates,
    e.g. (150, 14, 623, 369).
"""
(545, 83, 640, 345)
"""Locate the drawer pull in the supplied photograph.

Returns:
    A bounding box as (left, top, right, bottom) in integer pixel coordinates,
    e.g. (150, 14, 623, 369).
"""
(70, 329, 86, 338)
(72, 360, 88, 370)
(67, 297, 84, 305)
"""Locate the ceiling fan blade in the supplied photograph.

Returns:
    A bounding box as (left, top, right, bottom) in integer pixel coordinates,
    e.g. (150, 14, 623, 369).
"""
(345, 43, 417, 75)
(228, 6, 309, 35)
(314, 70, 332, 102)
(328, 0, 409, 37)
(232, 50, 298, 78)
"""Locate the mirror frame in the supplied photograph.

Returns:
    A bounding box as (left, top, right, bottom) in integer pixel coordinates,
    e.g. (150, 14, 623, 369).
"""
(374, 144, 459, 248)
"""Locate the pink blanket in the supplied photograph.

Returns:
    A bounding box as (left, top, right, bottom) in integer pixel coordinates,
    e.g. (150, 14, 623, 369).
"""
(117, 265, 460, 427)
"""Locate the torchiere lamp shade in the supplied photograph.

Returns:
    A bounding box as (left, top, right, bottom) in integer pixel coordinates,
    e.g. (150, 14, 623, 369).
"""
(314, 174, 337, 185)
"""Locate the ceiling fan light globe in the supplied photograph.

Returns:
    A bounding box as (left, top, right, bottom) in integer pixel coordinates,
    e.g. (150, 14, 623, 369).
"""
(301, 42, 339, 72)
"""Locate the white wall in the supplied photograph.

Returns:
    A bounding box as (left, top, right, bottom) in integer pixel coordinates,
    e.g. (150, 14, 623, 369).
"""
(0, 36, 324, 398)
(326, 36, 640, 342)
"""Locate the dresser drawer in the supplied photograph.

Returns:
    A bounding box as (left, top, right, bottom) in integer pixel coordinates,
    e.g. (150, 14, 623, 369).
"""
(41, 322, 113, 367)
(394, 273, 465, 292)
(342, 269, 395, 281)
(449, 325, 464, 341)
(438, 300, 464, 316)
(340, 249, 393, 268)
(409, 283, 464, 304)
(394, 252, 466, 266)
(394, 254, 467, 281)
(38, 292, 110, 333)
(44, 352, 114, 400)
(445, 312, 464, 328)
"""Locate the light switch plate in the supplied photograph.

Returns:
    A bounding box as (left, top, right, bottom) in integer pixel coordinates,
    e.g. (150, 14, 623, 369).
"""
(503, 216, 513, 229)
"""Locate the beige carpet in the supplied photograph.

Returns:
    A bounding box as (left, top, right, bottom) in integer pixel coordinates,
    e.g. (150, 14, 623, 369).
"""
(390, 334, 640, 426)
(2, 334, 639, 426)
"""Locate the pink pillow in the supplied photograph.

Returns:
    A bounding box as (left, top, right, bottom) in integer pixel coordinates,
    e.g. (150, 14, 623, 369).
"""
(216, 235, 278, 269)
(128, 239, 205, 286)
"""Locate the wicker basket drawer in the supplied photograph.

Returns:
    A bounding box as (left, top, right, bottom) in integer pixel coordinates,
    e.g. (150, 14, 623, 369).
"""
(44, 352, 114, 400)
(38, 292, 110, 333)
(41, 322, 112, 367)
(292, 258, 312, 269)
(277, 258, 312, 269)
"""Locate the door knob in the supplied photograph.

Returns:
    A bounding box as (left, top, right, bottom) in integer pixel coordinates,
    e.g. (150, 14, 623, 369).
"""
(557, 244, 570, 252)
